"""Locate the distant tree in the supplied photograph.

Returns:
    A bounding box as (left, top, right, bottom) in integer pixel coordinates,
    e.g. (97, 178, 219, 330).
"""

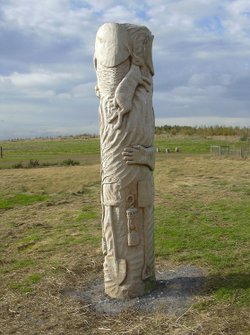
(154, 125, 250, 137)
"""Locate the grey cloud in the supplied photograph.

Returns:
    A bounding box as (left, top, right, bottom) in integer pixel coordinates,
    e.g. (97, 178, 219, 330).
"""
(226, 75, 250, 101)
(0, 28, 84, 68)
(0, 0, 250, 140)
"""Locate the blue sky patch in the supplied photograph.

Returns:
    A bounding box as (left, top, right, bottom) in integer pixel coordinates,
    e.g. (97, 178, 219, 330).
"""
(197, 16, 224, 35)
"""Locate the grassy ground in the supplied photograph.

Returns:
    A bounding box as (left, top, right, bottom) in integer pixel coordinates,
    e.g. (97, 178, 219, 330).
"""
(0, 137, 100, 168)
(0, 137, 250, 334)
(0, 134, 247, 168)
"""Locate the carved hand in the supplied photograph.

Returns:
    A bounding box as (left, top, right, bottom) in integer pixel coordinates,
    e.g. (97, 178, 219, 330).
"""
(122, 145, 155, 170)
(107, 98, 132, 130)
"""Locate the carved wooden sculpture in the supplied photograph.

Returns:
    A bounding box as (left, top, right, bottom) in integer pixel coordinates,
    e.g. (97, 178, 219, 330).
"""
(94, 23, 155, 299)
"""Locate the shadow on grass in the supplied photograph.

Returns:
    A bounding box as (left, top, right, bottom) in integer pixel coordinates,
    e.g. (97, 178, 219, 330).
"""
(159, 272, 250, 296)
(204, 272, 250, 292)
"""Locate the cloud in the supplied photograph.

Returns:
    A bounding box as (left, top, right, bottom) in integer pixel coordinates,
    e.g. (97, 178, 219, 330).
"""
(0, 0, 250, 139)
(223, 0, 250, 36)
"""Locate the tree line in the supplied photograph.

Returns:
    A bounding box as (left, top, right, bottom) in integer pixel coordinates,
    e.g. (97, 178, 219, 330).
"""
(155, 125, 250, 138)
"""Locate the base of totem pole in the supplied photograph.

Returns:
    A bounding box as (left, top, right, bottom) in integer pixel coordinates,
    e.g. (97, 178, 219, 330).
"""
(62, 266, 204, 316)
(104, 276, 156, 299)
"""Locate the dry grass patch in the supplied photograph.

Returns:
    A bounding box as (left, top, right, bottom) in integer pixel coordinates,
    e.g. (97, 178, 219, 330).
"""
(0, 155, 250, 334)
(0, 164, 100, 195)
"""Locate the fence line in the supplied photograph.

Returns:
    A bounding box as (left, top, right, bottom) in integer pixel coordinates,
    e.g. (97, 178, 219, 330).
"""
(210, 142, 250, 158)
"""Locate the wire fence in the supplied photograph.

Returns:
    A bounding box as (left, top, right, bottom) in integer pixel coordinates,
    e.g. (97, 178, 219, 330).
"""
(210, 139, 250, 158)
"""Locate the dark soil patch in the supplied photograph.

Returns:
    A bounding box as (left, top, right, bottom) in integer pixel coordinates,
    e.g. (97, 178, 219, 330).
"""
(62, 265, 204, 316)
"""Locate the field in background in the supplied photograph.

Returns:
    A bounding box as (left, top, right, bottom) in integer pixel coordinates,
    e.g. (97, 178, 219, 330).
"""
(0, 135, 250, 334)
(0, 134, 247, 169)
(0, 136, 100, 169)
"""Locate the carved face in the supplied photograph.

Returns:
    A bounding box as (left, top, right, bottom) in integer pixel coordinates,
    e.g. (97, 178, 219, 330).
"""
(131, 29, 154, 75)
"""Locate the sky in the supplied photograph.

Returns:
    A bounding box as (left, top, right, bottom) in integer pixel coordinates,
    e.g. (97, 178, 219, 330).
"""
(0, 0, 250, 139)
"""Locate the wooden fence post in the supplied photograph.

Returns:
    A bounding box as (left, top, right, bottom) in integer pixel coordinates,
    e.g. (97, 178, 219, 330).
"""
(0, 146, 2, 158)
(240, 147, 243, 158)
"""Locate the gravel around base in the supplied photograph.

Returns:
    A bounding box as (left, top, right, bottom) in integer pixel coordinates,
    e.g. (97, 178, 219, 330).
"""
(62, 265, 204, 316)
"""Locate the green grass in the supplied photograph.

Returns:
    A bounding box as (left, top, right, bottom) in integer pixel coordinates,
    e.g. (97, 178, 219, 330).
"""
(76, 205, 98, 221)
(0, 135, 246, 169)
(0, 137, 100, 168)
(0, 259, 35, 274)
(0, 137, 100, 156)
(155, 195, 250, 255)
(154, 191, 250, 307)
(9, 273, 41, 294)
(0, 193, 49, 209)
(154, 136, 243, 154)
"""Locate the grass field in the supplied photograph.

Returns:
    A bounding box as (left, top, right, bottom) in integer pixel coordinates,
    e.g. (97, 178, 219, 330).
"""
(0, 134, 247, 169)
(0, 136, 250, 334)
(0, 136, 100, 169)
